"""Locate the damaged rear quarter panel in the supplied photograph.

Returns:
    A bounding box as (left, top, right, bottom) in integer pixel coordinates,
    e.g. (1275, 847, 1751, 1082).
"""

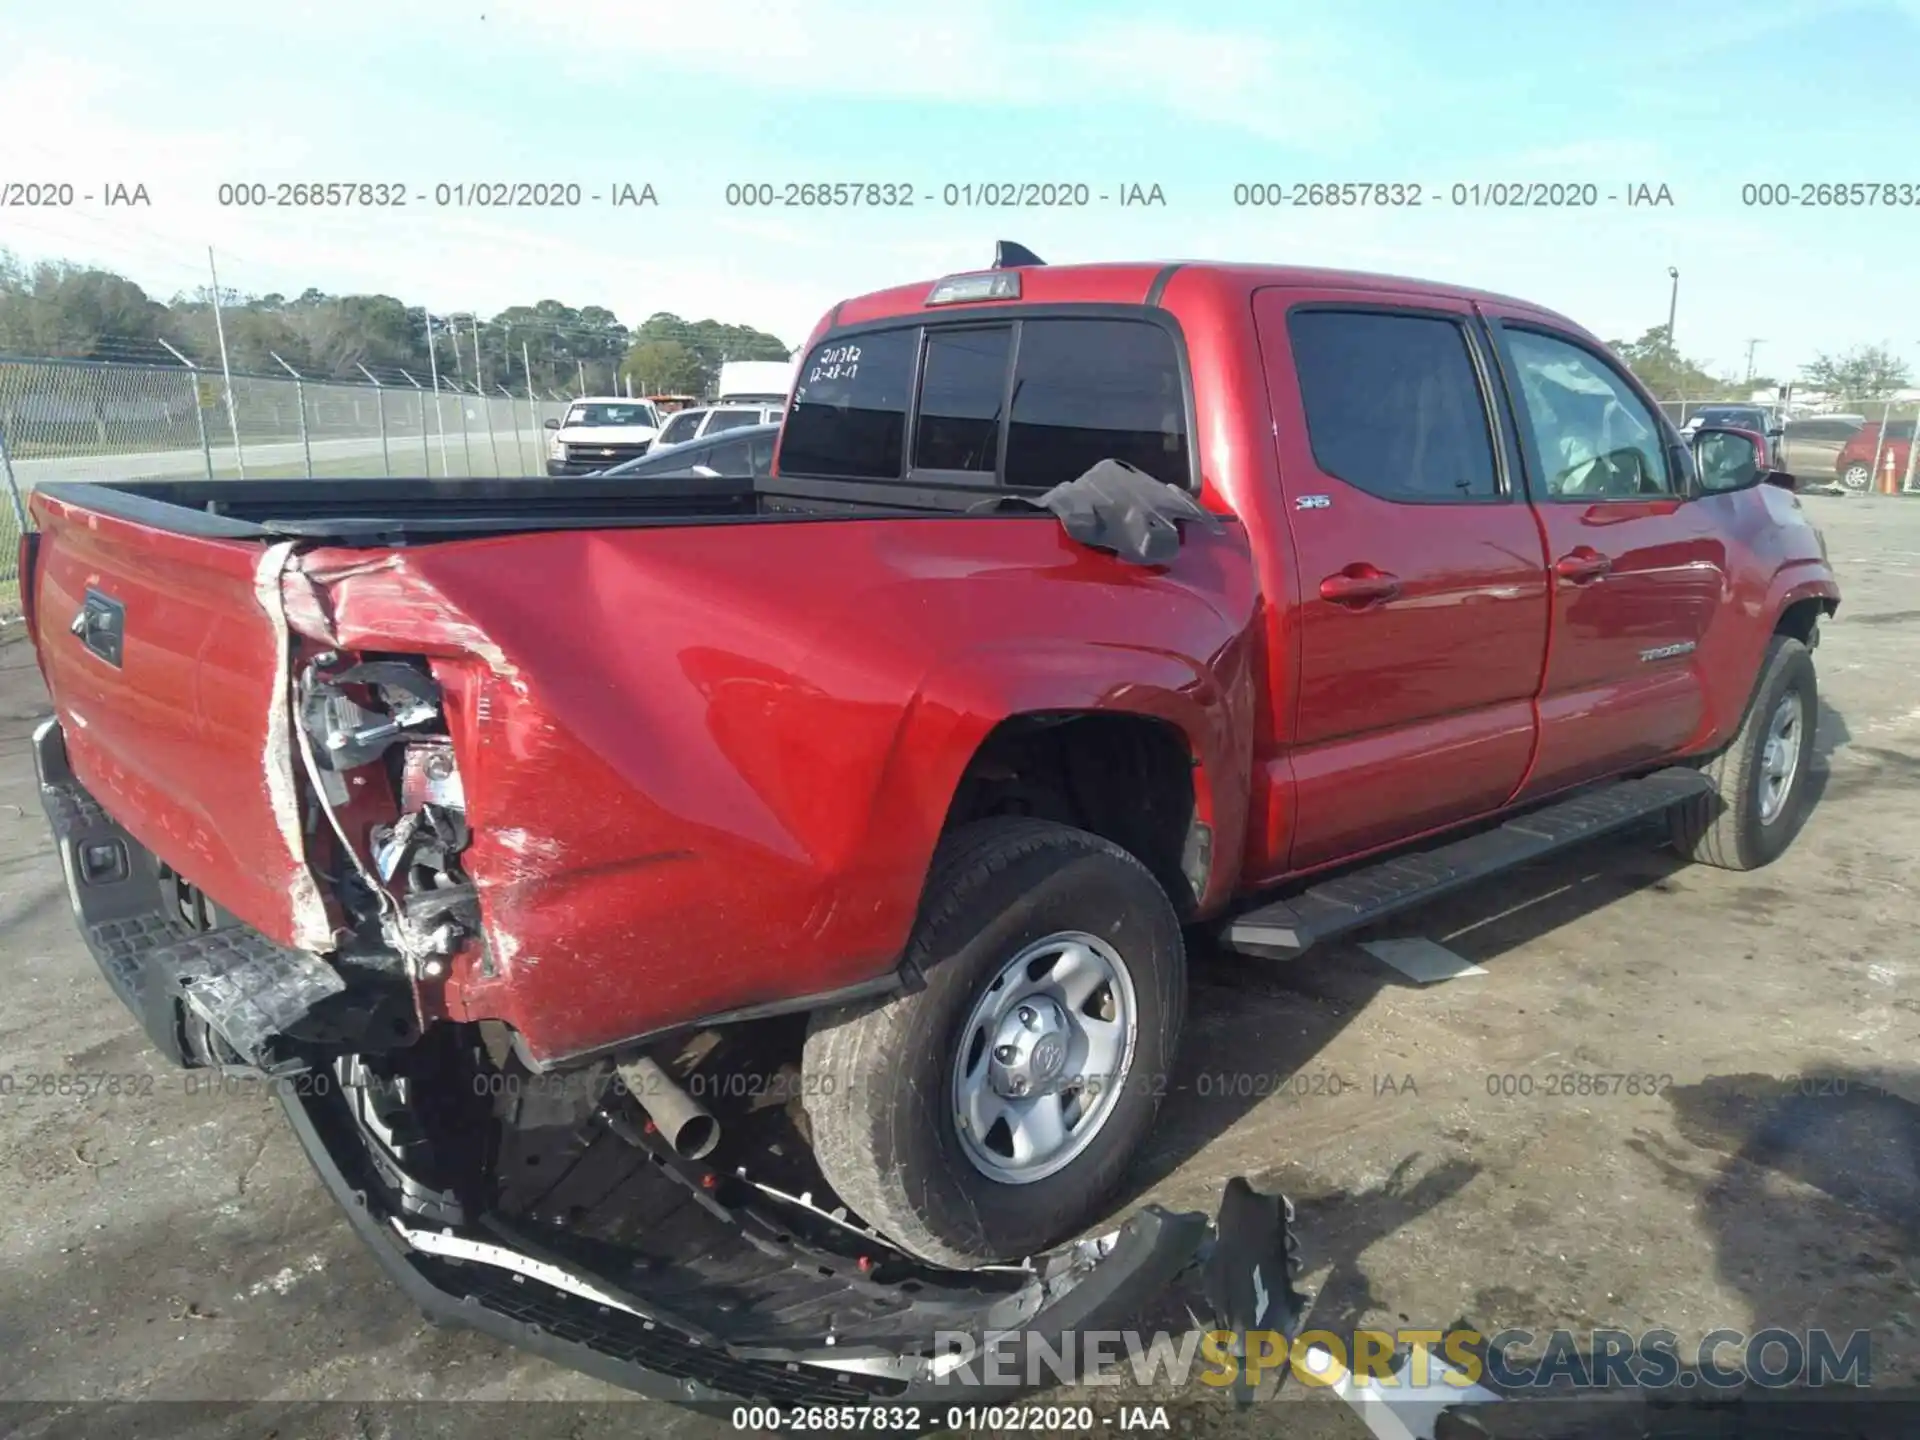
(299, 517, 1258, 1065)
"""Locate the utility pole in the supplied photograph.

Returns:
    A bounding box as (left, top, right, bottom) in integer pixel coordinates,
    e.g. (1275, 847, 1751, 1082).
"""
(1744, 339, 1764, 387)
(356, 363, 391, 476)
(473, 317, 502, 476)
(397, 370, 431, 474)
(207, 247, 246, 479)
(470, 315, 486, 394)
(1665, 267, 1680, 352)
(269, 351, 313, 477)
(523, 340, 541, 445)
(423, 314, 451, 477)
(1906, 341, 1920, 494)
(157, 337, 216, 481)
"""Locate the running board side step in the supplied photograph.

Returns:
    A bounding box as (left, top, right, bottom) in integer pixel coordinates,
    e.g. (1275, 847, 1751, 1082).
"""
(1222, 767, 1712, 958)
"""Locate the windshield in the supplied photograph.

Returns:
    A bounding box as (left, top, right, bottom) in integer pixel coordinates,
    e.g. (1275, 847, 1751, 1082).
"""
(1697, 407, 1764, 428)
(564, 403, 658, 428)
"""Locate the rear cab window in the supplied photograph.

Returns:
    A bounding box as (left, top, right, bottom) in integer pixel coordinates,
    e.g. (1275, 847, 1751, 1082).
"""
(701, 437, 756, 476)
(657, 411, 701, 446)
(777, 313, 1191, 498)
(704, 408, 763, 436)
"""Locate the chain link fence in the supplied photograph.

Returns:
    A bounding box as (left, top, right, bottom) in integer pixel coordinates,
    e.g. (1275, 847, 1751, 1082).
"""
(0, 354, 579, 618)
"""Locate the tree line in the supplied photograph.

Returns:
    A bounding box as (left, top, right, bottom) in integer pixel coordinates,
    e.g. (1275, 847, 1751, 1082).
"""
(1604, 326, 1909, 402)
(0, 251, 790, 398)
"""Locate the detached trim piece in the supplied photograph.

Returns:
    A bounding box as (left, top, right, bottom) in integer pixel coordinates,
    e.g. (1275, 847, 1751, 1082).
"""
(252, 542, 335, 951)
(277, 1075, 1230, 1407)
(391, 1218, 654, 1317)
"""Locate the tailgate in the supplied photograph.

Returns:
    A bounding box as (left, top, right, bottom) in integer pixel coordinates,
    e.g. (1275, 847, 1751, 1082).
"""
(29, 491, 330, 950)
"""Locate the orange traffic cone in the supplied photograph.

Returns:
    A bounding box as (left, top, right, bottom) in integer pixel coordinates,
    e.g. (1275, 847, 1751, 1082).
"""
(1882, 449, 1901, 495)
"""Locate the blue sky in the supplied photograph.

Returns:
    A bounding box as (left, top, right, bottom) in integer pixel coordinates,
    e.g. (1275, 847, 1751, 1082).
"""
(2, 0, 1918, 387)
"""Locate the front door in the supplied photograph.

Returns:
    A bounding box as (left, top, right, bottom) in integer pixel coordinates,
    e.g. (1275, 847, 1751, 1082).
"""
(1253, 290, 1551, 873)
(1483, 317, 1726, 799)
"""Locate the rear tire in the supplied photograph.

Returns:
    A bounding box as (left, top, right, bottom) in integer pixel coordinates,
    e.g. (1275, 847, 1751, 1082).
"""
(802, 818, 1185, 1267)
(1668, 634, 1817, 870)
(1840, 463, 1872, 492)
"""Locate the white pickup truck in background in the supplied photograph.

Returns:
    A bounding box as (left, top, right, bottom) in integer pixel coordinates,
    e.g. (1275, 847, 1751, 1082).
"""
(543, 397, 663, 475)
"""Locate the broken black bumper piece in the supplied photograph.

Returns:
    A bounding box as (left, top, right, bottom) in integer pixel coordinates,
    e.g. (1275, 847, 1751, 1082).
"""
(280, 1070, 1300, 1407)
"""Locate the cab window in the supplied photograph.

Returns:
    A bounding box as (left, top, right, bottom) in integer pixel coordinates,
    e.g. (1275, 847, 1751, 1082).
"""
(1503, 329, 1674, 499)
(1287, 309, 1501, 502)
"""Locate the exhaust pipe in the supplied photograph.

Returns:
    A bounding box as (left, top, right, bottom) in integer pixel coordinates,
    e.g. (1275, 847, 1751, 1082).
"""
(616, 1054, 720, 1160)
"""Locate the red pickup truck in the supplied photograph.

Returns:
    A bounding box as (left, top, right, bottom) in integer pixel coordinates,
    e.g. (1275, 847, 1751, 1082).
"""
(21, 249, 1837, 1403)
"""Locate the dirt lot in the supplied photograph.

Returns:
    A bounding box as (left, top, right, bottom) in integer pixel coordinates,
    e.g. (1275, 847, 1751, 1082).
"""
(1, 495, 1917, 1438)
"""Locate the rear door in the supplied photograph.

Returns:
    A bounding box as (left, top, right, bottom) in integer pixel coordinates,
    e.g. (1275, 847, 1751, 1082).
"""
(1253, 290, 1551, 871)
(1482, 314, 1725, 799)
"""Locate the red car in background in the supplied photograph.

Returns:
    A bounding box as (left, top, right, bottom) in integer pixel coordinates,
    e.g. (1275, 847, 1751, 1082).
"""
(1836, 419, 1915, 491)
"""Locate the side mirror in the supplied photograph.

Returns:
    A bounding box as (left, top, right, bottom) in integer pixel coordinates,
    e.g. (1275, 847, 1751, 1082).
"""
(1691, 426, 1771, 494)
(543, 417, 561, 430)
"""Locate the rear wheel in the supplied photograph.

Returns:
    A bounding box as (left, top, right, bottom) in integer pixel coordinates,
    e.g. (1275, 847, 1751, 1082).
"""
(1840, 462, 1873, 492)
(1668, 634, 1817, 869)
(802, 818, 1185, 1267)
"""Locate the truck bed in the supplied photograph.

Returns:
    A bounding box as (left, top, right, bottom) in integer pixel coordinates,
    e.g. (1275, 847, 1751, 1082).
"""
(32, 473, 767, 545)
(31, 466, 1039, 547)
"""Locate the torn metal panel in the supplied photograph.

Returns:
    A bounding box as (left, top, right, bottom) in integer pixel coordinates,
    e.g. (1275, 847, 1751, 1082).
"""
(287, 549, 524, 690)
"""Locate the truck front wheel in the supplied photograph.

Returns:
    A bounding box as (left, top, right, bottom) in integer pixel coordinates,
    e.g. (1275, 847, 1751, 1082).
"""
(1669, 634, 1818, 869)
(802, 818, 1186, 1267)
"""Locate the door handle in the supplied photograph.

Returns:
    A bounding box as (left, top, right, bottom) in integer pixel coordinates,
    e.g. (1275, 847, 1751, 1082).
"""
(70, 589, 126, 667)
(1319, 566, 1401, 605)
(1553, 548, 1611, 584)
